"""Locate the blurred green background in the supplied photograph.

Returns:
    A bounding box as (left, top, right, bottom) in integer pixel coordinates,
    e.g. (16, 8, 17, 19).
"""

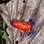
(0, 0, 10, 44)
(0, 15, 6, 44)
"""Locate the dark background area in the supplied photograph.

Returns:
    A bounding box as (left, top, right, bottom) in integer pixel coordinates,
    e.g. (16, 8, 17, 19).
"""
(0, 0, 10, 4)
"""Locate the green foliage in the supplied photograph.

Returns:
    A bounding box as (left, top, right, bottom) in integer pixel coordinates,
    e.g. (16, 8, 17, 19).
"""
(0, 30, 5, 39)
(1, 30, 4, 33)
(2, 33, 5, 39)
(0, 15, 5, 39)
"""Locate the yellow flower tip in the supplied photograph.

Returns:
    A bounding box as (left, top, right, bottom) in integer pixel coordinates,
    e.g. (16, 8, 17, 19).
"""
(12, 1, 15, 3)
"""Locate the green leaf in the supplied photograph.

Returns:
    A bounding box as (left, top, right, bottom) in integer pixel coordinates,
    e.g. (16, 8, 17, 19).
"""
(1, 30, 4, 33)
(0, 25, 2, 26)
(2, 33, 5, 39)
